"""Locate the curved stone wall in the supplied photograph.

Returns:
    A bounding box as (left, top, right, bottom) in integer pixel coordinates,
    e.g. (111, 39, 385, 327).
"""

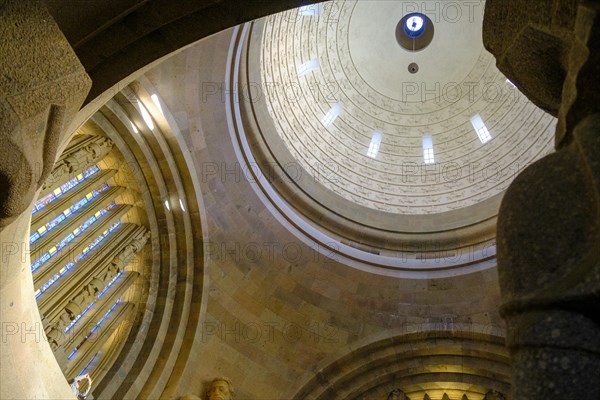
(86, 83, 207, 400)
(42, 0, 327, 103)
(1, 1, 516, 399)
(137, 26, 507, 400)
(241, 20, 498, 277)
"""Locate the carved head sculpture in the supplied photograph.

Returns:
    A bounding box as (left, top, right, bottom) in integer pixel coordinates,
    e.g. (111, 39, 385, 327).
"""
(206, 377, 234, 400)
(387, 389, 408, 400)
(483, 390, 505, 400)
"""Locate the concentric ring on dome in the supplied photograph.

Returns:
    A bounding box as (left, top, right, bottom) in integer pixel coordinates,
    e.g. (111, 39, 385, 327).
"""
(226, 1, 557, 278)
(258, 0, 555, 216)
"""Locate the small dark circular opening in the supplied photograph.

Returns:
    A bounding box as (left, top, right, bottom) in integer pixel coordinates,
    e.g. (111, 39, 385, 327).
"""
(408, 63, 419, 74)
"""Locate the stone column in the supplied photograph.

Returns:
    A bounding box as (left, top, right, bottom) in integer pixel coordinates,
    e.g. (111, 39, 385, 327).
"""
(0, 1, 91, 399)
(488, 1, 600, 399)
(498, 115, 600, 399)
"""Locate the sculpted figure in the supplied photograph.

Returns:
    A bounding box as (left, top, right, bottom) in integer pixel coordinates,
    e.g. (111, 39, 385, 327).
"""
(112, 243, 137, 270)
(69, 373, 92, 399)
(64, 138, 112, 173)
(483, 390, 505, 400)
(41, 137, 113, 191)
(387, 389, 408, 400)
(89, 277, 106, 293)
(42, 160, 71, 191)
(65, 284, 94, 316)
(96, 262, 118, 287)
(45, 325, 62, 350)
(111, 230, 151, 270)
(45, 307, 75, 350)
(206, 377, 234, 400)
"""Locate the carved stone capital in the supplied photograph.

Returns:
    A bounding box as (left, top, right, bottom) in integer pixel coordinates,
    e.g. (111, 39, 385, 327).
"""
(482, 0, 577, 117)
(0, 1, 91, 228)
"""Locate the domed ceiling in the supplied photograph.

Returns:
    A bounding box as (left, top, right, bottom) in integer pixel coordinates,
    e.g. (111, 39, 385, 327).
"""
(259, 0, 556, 215)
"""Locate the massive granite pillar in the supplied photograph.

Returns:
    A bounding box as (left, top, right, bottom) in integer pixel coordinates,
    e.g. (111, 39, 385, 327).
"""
(485, 1, 600, 398)
(0, 1, 91, 398)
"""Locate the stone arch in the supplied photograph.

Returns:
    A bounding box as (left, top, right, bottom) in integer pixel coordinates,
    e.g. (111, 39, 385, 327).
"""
(292, 329, 511, 400)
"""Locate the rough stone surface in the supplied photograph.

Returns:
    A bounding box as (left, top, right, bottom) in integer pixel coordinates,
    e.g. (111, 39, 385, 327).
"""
(0, 1, 91, 399)
(42, 0, 325, 104)
(497, 115, 600, 398)
(0, 0, 91, 227)
(483, 0, 577, 117)
(557, 2, 600, 145)
(489, 1, 600, 399)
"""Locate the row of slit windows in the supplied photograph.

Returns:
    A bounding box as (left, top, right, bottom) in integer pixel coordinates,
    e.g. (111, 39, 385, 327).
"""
(33, 165, 101, 215)
(30, 90, 168, 392)
(31, 203, 116, 273)
(320, 106, 494, 163)
(293, 55, 499, 164)
(35, 221, 121, 299)
(31, 160, 130, 382)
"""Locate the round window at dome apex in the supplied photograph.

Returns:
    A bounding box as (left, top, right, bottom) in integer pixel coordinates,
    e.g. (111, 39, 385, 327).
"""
(404, 14, 426, 37)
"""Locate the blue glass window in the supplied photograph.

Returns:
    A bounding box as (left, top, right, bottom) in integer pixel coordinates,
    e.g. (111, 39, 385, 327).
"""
(404, 13, 426, 38)
(31, 202, 117, 273)
(32, 165, 101, 216)
(67, 300, 121, 360)
(35, 221, 121, 298)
